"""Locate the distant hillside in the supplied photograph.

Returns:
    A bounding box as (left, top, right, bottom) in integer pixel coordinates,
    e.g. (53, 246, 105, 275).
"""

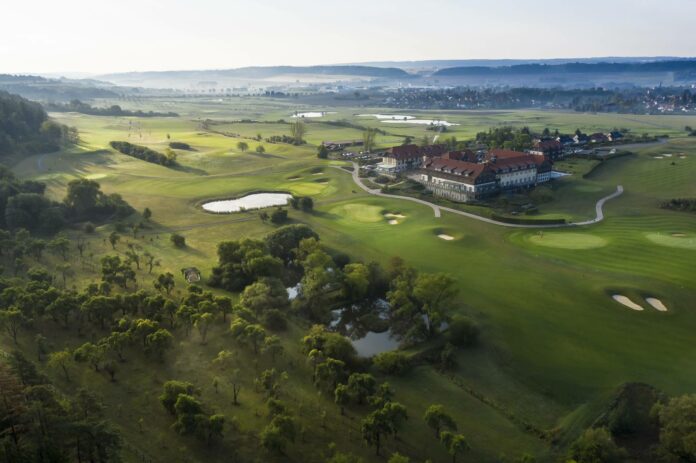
(434, 60, 696, 78)
(0, 74, 119, 101)
(100, 65, 411, 81)
(350, 57, 692, 70)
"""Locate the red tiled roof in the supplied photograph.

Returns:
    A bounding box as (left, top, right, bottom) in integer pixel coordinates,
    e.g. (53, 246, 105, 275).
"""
(423, 157, 496, 184)
(487, 149, 529, 161)
(533, 140, 562, 151)
(386, 144, 446, 160)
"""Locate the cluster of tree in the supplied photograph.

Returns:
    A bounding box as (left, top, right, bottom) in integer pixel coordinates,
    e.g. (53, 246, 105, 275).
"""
(0, 74, 117, 101)
(0, 90, 77, 155)
(45, 100, 179, 117)
(0, 352, 122, 462)
(0, 171, 132, 234)
(386, 257, 461, 345)
(475, 126, 534, 151)
(159, 380, 225, 446)
(266, 134, 302, 145)
(109, 141, 178, 167)
(660, 198, 696, 213)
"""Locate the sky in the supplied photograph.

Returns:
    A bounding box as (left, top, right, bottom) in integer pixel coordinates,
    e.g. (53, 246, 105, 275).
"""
(2, 0, 696, 75)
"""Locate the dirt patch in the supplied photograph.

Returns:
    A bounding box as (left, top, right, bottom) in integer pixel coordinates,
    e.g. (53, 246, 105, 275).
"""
(645, 297, 668, 312)
(612, 295, 644, 311)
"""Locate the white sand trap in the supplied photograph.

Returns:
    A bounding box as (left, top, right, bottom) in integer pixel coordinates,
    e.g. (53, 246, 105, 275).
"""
(612, 295, 644, 311)
(653, 156, 664, 159)
(664, 153, 673, 157)
(646, 297, 668, 312)
(388, 220, 399, 225)
(679, 155, 687, 159)
(384, 213, 406, 219)
(672, 233, 687, 237)
(438, 234, 454, 241)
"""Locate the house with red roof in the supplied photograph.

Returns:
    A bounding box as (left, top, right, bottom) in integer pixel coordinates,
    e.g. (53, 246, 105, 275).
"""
(377, 144, 447, 174)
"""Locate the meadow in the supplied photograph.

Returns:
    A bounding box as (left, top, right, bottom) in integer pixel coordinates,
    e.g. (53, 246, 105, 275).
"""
(4, 97, 696, 462)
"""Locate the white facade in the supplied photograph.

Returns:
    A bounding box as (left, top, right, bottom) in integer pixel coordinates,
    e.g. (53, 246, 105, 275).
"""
(496, 167, 537, 188)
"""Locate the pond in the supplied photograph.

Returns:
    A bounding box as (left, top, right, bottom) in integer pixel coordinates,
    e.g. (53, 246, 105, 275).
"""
(382, 119, 459, 126)
(358, 114, 415, 120)
(202, 193, 292, 213)
(331, 299, 400, 357)
(549, 171, 571, 179)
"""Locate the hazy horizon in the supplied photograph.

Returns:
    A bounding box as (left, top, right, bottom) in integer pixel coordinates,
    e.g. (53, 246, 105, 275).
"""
(3, 0, 696, 75)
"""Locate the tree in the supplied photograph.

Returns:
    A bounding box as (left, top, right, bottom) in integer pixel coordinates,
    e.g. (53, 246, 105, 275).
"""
(48, 349, 72, 381)
(315, 358, 346, 391)
(343, 263, 370, 302)
(48, 235, 70, 261)
(335, 383, 350, 415)
(237, 141, 249, 152)
(568, 428, 626, 463)
(388, 453, 410, 463)
(160, 380, 198, 415)
(424, 404, 457, 438)
(143, 251, 160, 274)
(35, 334, 48, 361)
(170, 233, 186, 248)
(105, 331, 131, 362)
(299, 196, 313, 212)
(154, 272, 175, 295)
(263, 335, 284, 363)
(255, 368, 288, 398)
(212, 350, 242, 405)
(73, 342, 106, 371)
(173, 394, 203, 435)
(363, 128, 377, 153)
(413, 273, 458, 337)
(373, 351, 411, 376)
(440, 431, 470, 463)
(317, 144, 329, 159)
(194, 312, 214, 344)
(108, 231, 120, 249)
(290, 119, 306, 145)
(656, 394, 696, 461)
(146, 328, 173, 361)
(81, 295, 117, 329)
(0, 308, 29, 344)
(143, 207, 152, 220)
(346, 373, 376, 405)
(100, 255, 136, 289)
(261, 414, 296, 454)
(255, 145, 266, 154)
(270, 208, 288, 224)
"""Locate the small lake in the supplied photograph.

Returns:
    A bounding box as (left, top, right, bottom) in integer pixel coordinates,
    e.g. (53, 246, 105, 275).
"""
(351, 331, 400, 357)
(549, 171, 571, 179)
(382, 119, 459, 126)
(202, 193, 292, 213)
(358, 114, 415, 120)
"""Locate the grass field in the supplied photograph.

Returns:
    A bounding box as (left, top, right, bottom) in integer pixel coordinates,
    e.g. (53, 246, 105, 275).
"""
(3, 98, 695, 462)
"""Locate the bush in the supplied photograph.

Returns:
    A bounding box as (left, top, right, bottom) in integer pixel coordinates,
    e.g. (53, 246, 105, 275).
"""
(373, 351, 411, 376)
(84, 222, 95, 233)
(263, 309, 288, 331)
(110, 141, 177, 167)
(270, 208, 288, 224)
(170, 233, 186, 248)
(169, 141, 191, 150)
(447, 317, 480, 347)
(300, 197, 313, 212)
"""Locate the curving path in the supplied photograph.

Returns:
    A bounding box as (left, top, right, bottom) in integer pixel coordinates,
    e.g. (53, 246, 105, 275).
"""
(332, 162, 623, 229)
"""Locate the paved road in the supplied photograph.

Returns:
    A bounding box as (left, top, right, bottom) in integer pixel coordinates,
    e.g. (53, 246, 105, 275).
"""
(333, 163, 624, 229)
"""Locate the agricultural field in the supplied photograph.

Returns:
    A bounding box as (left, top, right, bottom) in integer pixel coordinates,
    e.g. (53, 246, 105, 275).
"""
(3, 97, 696, 463)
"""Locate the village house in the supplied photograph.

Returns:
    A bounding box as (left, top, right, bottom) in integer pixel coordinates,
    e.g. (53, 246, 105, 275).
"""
(376, 144, 447, 174)
(322, 140, 364, 151)
(589, 132, 609, 144)
(529, 139, 563, 159)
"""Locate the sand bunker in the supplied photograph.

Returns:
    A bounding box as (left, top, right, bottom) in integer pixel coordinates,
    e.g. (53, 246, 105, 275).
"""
(438, 234, 455, 241)
(646, 297, 668, 312)
(653, 156, 664, 159)
(664, 154, 673, 157)
(312, 172, 324, 175)
(388, 220, 398, 225)
(384, 213, 406, 219)
(646, 232, 696, 250)
(672, 233, 686, 237)
(612, 295, 644, 311)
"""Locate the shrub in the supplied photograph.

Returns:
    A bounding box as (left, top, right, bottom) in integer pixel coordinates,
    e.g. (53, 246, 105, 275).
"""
(110, 141, 177, 167)
(170, 233, 186, 248)
(373, 351, 411, 376)
(169, 141, 191, 150)
(447, 317, 480, 347)
(84, 222, 95, 233)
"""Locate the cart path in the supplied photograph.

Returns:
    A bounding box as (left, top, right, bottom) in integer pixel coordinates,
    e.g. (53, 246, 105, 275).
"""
(333, 163, 623, 229)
